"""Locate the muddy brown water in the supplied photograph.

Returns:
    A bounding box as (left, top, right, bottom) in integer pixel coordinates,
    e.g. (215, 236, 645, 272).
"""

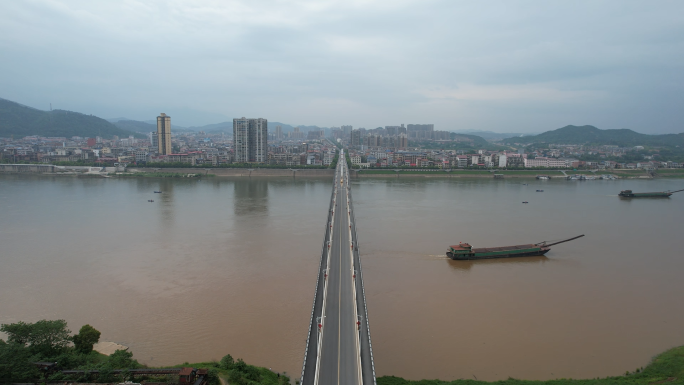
(1, 174, 683, 381)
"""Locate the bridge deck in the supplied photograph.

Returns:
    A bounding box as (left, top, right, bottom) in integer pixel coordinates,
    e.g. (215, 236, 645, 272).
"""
(301, 154, 375, 385)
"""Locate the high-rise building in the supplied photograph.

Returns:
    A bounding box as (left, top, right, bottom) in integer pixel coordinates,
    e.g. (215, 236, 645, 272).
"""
(275, 125, 283, 140)
(157, 113, 172, 155)
(350, 129, 361, 147)
(233, 117, 268, 163)
(407, 123, 433, 139)
(398, 133, 408, 148)
(149, 132, 158, 149)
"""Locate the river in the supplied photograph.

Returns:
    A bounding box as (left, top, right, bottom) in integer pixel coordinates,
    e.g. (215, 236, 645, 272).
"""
(1, 174, 683, 381)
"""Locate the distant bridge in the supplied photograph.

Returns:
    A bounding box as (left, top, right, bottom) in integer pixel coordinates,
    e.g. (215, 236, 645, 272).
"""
(301, 150, 376, 385)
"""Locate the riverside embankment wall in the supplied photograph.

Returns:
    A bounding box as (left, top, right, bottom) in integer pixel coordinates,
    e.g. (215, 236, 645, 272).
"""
(349, 170, 658, 179)
(349, 170, 548, 179)
(130, 168, 335, 177)
(1, 164, 56, 173)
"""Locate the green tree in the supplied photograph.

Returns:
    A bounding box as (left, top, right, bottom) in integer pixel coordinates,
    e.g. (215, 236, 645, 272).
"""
(0, 319, 71, 358)
(0, 321, 32, 345)
(0, 341, 41, 382)
(219, 353, 235, 370)
(72, 324, 101, 354)
(205, 367, 220, 385)
(228, 358, 261, 385)
(107, 349, 141, 369)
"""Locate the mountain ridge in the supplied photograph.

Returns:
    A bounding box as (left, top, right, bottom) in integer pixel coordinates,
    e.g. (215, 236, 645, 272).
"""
(0, 98, 143, 138)
(503, 125, 684, 147)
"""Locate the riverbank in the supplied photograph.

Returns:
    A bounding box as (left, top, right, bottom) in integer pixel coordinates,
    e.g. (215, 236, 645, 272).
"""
(377, 345, 683, 384)
(351, 169, 684, 179)
(127, 167, 335, 177)
(0, 164, 336, 177)
(4, 163, 684, 179)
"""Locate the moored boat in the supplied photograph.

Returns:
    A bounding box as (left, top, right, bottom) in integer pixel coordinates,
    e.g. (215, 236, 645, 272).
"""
(446, 235, 584, 260)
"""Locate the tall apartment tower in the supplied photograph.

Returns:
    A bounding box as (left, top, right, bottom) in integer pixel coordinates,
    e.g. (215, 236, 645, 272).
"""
(156, 113, 172, 155)
(350, 129, 361, 147)
(233, 117, 268, 163)
(398, 133, 408, 148)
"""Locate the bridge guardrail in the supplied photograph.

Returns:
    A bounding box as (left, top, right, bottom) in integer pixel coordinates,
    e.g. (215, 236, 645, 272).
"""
(300, 179, 336, 385)
(348, 182, 377, 385)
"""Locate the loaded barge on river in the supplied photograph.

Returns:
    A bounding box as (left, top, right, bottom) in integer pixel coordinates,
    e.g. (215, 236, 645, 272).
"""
(618, 189, 684, 198)
(446, 235, 584, 260)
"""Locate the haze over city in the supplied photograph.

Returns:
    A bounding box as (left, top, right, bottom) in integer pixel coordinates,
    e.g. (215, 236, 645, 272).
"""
(1, 0, 683, 132)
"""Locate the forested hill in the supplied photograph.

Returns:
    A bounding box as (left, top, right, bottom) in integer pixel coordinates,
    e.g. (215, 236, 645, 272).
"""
(503, 125, 684, 147)
(0, 98, 142, 138)
(110, 119, 157, 134)
(452, 132, 489, 147)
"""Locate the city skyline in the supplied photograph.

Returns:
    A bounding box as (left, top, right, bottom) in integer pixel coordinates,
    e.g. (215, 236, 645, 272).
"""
(1, 1, 683, 133)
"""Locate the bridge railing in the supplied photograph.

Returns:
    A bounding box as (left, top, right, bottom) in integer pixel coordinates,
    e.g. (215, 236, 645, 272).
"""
(300, 175, 335, 384)
(348, 180, 377, 385)
(300, 175, 337, 385)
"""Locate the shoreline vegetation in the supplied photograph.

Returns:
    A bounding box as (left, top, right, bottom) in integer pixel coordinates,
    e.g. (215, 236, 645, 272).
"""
(0, 319, 290, 385)
(3, 321, 683, 385)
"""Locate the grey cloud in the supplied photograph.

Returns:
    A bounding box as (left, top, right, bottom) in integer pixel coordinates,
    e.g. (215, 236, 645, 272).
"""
(0, 0, 683, 132)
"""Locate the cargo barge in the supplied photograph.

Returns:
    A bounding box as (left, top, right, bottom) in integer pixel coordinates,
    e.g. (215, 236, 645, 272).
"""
(446, 235, 584, 260)
(618, 189, 684, 198)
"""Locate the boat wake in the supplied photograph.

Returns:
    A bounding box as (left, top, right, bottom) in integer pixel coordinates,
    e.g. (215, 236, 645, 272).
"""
(425, 254, 450, 260)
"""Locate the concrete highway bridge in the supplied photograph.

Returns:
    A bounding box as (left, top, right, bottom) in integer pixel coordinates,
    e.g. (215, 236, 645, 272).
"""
(301, 150, 376, 385)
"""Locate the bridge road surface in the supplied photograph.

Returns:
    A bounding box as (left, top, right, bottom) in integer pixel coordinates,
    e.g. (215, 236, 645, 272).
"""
(317, 160, 361, 384)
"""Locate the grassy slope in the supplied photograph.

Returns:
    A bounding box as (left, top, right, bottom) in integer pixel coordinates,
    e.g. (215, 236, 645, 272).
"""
(169, 360, 290, 385)
(378, 346, 684, 385)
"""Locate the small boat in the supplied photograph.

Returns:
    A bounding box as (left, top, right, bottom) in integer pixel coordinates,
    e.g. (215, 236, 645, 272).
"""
(536, 189, 544, 192)
(148, 200, 154, 202)
(536, 175, 550, 180)
(522, 201, 528, 204)
(446, 235, 585, 260)
(522, 183, 528, 185)
(154, 191, 162, 193)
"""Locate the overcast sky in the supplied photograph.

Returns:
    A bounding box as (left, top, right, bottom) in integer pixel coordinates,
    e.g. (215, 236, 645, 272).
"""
(1, 0, 683, 132)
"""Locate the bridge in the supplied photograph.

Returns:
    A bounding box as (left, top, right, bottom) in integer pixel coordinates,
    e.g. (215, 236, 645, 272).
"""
(301, 150, 376, 385)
